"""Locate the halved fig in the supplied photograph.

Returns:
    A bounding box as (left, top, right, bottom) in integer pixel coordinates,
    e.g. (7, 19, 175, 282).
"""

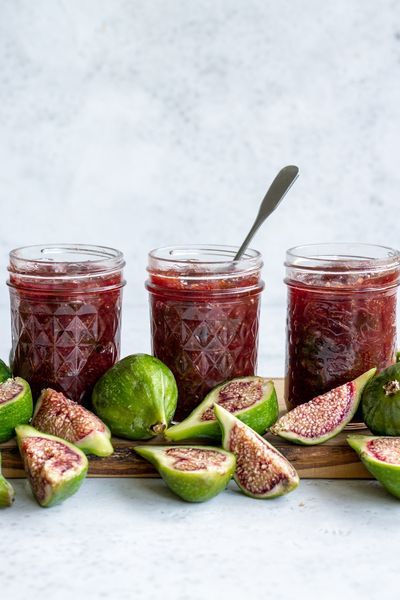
(32, 389, 113, 457)
(348, 435, 400, 499)
(214, 405, 299, 499)
(135, 445, 236, 502)
(16, 425, 88, 508)
(270, 368, 376, 445)
(165, 376, 278, 441)
(0, 377, 33, 443)
(0, 453, 15, 508)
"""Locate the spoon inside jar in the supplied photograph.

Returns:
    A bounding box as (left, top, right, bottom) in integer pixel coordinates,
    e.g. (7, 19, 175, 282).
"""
(234, 165, 299, 261)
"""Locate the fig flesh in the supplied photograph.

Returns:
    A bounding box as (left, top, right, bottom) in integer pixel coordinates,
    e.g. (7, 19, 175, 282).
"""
(270, 368, 376, 445)
(166, 376, 278, 441)
(0, 377, 33, 443)
(214, 405, 299, 499)
(135, 445, 236, 502)
(16, 425, 88, 507)
(0, 453, 15, 508)
(92, 354, 178, 440)
(361, 363, 400, 435)
(347, 435, 400, 499)
(32, 388, 113, 457)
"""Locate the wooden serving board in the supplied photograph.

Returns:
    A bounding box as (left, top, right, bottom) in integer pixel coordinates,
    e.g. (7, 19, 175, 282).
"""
(0, 378, 371, 479)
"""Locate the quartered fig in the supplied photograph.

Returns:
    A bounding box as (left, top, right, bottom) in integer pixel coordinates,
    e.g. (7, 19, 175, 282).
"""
(270, 368, 376, 445)
(348, 435, 400, 499)
(92, 354, 178, 440)
(214, 405, 299, 499)
(0, 453, 15, 508)
(0, 377, 33, 443)
(165, 376, 278, 441)
(135, 445, 236, 502)
(32, 388, 113, 457)
(16, 425, 88, 508)
(361, 363, 400, 435)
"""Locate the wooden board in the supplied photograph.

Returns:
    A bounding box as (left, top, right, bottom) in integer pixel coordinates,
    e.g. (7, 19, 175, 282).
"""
(0, 378, 371, 479)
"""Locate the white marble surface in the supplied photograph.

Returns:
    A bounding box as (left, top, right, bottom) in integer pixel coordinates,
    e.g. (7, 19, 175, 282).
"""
(2, 478, 400, 600)
(1, 2, 400, 599)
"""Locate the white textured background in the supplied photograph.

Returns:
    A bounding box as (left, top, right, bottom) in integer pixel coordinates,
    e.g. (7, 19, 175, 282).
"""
(1, 0, 399, 371)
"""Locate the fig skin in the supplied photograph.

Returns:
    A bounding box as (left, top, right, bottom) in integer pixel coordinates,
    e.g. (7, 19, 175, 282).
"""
(0, 359, 12, 384)
(0, 377, 33, 443)
(32, 389, 113, 457)
(92, 354, 178, 440)
(0, 453, 15, 508)
(16, 425, 88, 508)
(215, 405, 299, 499)
(362, 364, 400, 436)
(348, 435, 400, 499)
(135, 445, 236, 502)
(166, 377, 278, 441)
(271, 368, 376, 445)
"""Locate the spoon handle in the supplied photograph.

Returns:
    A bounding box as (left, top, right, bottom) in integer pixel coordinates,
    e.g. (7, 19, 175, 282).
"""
(234, 165, 299, 261)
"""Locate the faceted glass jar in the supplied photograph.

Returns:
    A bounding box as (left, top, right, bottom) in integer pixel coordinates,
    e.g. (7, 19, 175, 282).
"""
(8, 244, 125, 404)
(146, 245, 264, 420)
(284, 243, 400, 420)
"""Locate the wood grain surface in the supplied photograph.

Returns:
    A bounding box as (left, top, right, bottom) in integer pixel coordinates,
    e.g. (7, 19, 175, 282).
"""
(0, 378, 371, 479)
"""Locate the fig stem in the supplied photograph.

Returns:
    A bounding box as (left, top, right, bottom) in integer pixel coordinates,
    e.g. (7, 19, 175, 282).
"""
(151, 423, 166, 435)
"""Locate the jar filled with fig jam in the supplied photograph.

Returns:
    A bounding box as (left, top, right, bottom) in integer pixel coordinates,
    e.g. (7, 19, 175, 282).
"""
(8, 244, 125, 403)
(285, 243, 400, 420)
(146, 245, 264, 420)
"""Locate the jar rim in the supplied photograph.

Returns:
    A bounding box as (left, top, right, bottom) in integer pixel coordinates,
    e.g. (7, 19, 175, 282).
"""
(148, 244, 262, 271)
(286, 242, 400, 273)
(9, 244, 125, 276)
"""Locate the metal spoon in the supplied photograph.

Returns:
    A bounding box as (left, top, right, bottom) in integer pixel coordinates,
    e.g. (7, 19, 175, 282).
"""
(234, 165, 299, 261)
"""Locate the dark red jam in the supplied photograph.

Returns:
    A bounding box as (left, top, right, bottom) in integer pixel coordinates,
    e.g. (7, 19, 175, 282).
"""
(284, 244, 400, 421)
(146, 246, 264, 420)
(8, 245, 125, 404)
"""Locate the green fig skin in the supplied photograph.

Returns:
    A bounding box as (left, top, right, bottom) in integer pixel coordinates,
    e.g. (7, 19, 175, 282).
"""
(16, 425, 88, 508)
(271, 368, 376, 446)
(0, 377, 33, 443)
(362, 364, 400, 436)
(166, 377, 279, 442)
(215, 405, 299, 499)
(347, 435, 400, 499)
(0, 454, 15, 508)
(135, 445, 236, 502)
(32, 389, 114, 457)
(92, 354, 178, 440)
(0, 359, 12, 384)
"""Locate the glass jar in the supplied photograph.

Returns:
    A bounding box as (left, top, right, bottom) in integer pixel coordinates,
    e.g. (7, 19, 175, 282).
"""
(146, 245, 264, 420)
(8, 244, 125, 404)
(285, 243, 400, 420)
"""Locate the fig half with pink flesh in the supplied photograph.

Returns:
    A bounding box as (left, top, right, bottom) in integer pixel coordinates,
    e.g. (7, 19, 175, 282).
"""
(165, 376, 278, 441)
(347, 435, 400, 499)
(214, 405, 299, 499)
(135, 445, 236, 502)
(270, 368, 376, 445)
(16, 425, 88, 508)
(32, 389, 113, 457)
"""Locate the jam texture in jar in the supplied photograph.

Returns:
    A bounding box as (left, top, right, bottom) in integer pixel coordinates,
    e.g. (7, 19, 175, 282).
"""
(8, 244, 125, 404)
(146, 245, 264, 420)
(285, 243, 400, 415)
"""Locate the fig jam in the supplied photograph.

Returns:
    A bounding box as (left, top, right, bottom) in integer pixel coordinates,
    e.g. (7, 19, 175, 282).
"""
(146, 245, 264, 420)
(285, 243, 400, 421)
(8, 245, 125, 404)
